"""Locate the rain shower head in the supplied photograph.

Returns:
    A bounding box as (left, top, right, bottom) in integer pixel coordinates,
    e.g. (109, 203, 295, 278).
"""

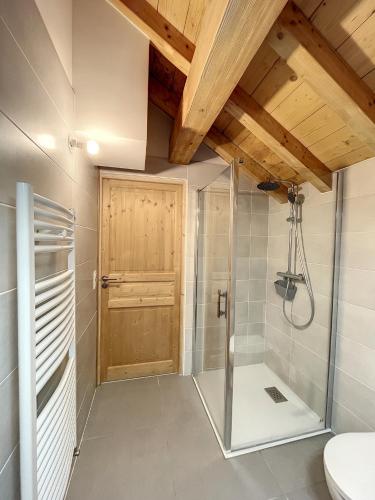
(257, 180, 281, 191)
(257, 178, 298, 204)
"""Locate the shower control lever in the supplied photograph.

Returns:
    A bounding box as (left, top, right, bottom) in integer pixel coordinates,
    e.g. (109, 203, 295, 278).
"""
(217, 289, 228, 319)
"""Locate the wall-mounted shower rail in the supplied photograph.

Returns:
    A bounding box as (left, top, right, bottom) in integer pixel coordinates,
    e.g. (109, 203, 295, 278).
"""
(17, 182, 76, 500)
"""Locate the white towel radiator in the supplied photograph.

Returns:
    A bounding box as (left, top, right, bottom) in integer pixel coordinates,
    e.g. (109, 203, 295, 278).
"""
(17, 182, 77, 500)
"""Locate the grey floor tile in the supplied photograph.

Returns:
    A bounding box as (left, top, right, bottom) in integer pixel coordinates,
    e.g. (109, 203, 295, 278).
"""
(286, 481, 331, 500)
(202, 452, 283, 500)
(68, 375, 332, 500)
(67, 434, 132, 500)
(261, 434, 332, 494)
(126, 426, 175, 500)
(84, 377, 163, 439)
(159, 374, 207, 427)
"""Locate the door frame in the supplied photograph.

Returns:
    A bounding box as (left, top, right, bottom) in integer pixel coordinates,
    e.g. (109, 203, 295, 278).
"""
(97, 169, 187, 384)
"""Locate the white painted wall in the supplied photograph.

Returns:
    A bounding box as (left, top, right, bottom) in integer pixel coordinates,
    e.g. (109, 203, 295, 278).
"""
(35, 0, 73, 83)
(73, 0, 149, 170)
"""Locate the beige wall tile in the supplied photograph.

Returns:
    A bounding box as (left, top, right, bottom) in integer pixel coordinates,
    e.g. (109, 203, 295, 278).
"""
(342, 157, 375, 199)
(0, 291, 17, 384)
(334, 368, 375, 430)
(76, 289, 97, 342)
(0, 446, 19, 500)
(332, 400, 373, 434)
(340, 231, 375, 270)
(339, 267, 375, 310)
(0, 370, 19, 471)
(0, 114, 73, 208)
(75, 226, 98, 266)
(251, 192, 269, 214)
(337, 300, 375, 350)
(0, 20, 73, 177)
(76, 259, 96, 305)
(335, 334, 375, 391)
(0, 0, 74, 126)
(0, 205, 16, 293)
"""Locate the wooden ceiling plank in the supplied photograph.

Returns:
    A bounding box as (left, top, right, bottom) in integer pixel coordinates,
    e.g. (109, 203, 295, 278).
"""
(149, 76, 288, 203)
(157, 0, 191, 34)
(149, 77, 180, 117)
(183, 0, 209, 43)
(239, 134, 302, 183)
(309, 126, 367, 163)
(270, 81, 325, 131)
(267, 1, 375, 152)
(223, 118, 303, 182)
(213, 110, 233, 132)
(239, 44, 280, 96)
(205, 130, 289, 203)
(310, 0, 375, 49)
(337, 13, 375, 79)
(326, 144, 374, 171)
(251, 54, 303, 113)
(146, 0, 159, 9)
(226, 87, 332, 192)
(363, 68, 375, 92)
(107, 0, 193, 75)
(293, 0, 323, 18)
(169, 0, 288, 164)
(223, 119, 251, 146)
(290, 104, 346, 148)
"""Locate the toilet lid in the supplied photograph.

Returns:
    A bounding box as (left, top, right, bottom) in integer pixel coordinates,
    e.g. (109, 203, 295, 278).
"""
(324, 433, 375, 500)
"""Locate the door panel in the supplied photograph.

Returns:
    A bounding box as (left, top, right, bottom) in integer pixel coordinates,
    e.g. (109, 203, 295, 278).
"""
(100, 178, 183, 381)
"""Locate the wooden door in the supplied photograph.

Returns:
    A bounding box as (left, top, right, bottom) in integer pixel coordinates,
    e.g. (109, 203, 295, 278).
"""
(100, 178, 183, 382)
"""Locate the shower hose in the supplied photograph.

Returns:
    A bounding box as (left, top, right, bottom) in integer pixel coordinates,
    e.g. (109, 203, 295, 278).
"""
(282, 201, 315, 330)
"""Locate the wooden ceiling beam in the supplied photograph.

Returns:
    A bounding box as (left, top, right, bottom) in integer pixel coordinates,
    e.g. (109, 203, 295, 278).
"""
(226, 87, 332, 192)
(149, 77, 288, 203)
(108, 0, 333, 191)
(107, 0, 193, 75)
(267, 1, 375, 152)
(204, 130, 289, 204)
(169, 0, 288, 164)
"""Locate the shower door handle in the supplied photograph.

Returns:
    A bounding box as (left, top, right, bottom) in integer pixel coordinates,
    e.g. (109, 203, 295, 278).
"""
(217, 289, 227, 318)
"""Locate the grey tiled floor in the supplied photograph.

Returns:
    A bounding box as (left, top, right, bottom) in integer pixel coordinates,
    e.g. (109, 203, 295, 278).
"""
(67, 375, 332, 500)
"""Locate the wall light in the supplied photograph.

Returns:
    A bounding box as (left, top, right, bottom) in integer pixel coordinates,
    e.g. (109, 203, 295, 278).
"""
(86, 139, 100, 156)
(69, 136, 100, 156)
(68, 136, 83, 150)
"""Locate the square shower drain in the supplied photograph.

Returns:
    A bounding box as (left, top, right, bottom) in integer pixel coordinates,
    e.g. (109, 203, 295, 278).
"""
(264, 386, 288, 403)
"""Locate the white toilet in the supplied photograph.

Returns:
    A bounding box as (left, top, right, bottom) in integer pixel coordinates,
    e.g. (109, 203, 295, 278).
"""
(324, 433, 375, 499)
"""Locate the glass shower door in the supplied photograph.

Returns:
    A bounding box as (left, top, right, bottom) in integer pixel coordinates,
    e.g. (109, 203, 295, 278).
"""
(193, 165, 236, 447)
(193, 160, 338, 455)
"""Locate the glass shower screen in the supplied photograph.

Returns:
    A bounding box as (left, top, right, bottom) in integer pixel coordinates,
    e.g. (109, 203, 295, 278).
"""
(193, 160, 338, 455)
(193, 165, 236, 448)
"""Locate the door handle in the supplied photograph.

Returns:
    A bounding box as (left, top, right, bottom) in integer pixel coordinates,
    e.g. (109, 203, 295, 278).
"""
(217, 289, 227, 318)
(101, 275, 118, 289)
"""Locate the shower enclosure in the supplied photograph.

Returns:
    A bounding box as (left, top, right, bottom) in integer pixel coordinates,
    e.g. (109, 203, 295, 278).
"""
(192, 160, 341, 456)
